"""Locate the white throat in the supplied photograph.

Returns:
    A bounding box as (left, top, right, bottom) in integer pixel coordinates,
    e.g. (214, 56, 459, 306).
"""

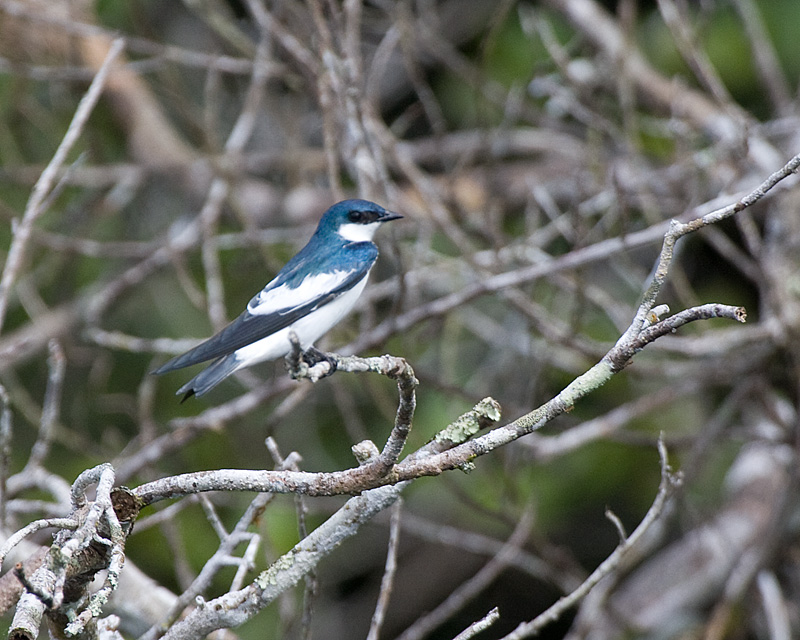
(337, 221, 380, 242)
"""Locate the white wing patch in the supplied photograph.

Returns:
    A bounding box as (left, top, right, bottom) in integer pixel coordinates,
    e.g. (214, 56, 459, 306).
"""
(247, 270, 354, 315)
(234, 274, 370, 366)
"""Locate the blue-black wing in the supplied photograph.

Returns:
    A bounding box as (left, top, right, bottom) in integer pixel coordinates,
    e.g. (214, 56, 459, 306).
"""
(153, 250, 375, 374)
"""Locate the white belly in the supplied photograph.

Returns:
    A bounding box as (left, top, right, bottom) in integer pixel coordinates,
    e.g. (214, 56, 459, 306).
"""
(232, 275, 369, 367)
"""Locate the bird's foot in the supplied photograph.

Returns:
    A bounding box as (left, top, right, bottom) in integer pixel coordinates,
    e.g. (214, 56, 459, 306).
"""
(286, 344, 338, 382)
(302, 347, 338, 380)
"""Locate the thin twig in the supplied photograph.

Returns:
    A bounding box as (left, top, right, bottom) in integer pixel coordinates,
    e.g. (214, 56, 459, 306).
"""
(0, 38, 126, 333)
(731, 0, 792, 115)
(366, 499, 403, 640)
(26, 341, 65, 470)
(397, 506, 534, 640)
(0, 518, 78, 571)
(452, 607, 501, 640)
(499, 438, 682, 639)
(0, 384, 11, 528)
(287, 340, 419, 477)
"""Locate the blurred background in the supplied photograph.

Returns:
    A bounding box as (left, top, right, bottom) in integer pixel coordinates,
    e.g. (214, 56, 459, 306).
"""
(0, 0, 799, 638)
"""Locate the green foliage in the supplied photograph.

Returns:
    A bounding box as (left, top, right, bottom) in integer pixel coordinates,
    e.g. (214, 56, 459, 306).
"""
(482, 11, 546, 88)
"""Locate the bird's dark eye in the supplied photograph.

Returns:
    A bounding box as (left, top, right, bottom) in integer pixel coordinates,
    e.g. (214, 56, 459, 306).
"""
(348, 210, 367, 223)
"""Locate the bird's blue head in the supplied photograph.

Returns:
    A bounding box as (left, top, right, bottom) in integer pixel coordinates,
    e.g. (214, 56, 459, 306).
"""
(316, 199, 402, 243)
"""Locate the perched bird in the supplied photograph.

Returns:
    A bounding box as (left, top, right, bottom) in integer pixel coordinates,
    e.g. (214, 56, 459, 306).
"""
(153, 199, 402, 400)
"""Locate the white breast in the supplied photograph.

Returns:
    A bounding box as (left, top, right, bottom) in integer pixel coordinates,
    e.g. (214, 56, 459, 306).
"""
(233, 274, 371, 368)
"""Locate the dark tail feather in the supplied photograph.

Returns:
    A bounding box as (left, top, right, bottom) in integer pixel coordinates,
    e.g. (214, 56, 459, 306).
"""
(175, 355, 240, 399)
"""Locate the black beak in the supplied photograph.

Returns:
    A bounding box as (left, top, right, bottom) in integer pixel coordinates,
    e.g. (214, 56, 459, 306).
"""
(381, 210, 403, 222)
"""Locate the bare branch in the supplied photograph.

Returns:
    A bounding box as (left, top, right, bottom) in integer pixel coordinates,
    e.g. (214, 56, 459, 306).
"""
(0, 385, 11, 529)
(160, 483, 407, 640)
(25, 341, 65, 471)
(2, 3, 797, 637)
(499, 438, 682, 639)
(452, 607, 501, 640)
(397, 507, 534, 640)
(0, 38, 125, 333)
(366, 499, 402, 640)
